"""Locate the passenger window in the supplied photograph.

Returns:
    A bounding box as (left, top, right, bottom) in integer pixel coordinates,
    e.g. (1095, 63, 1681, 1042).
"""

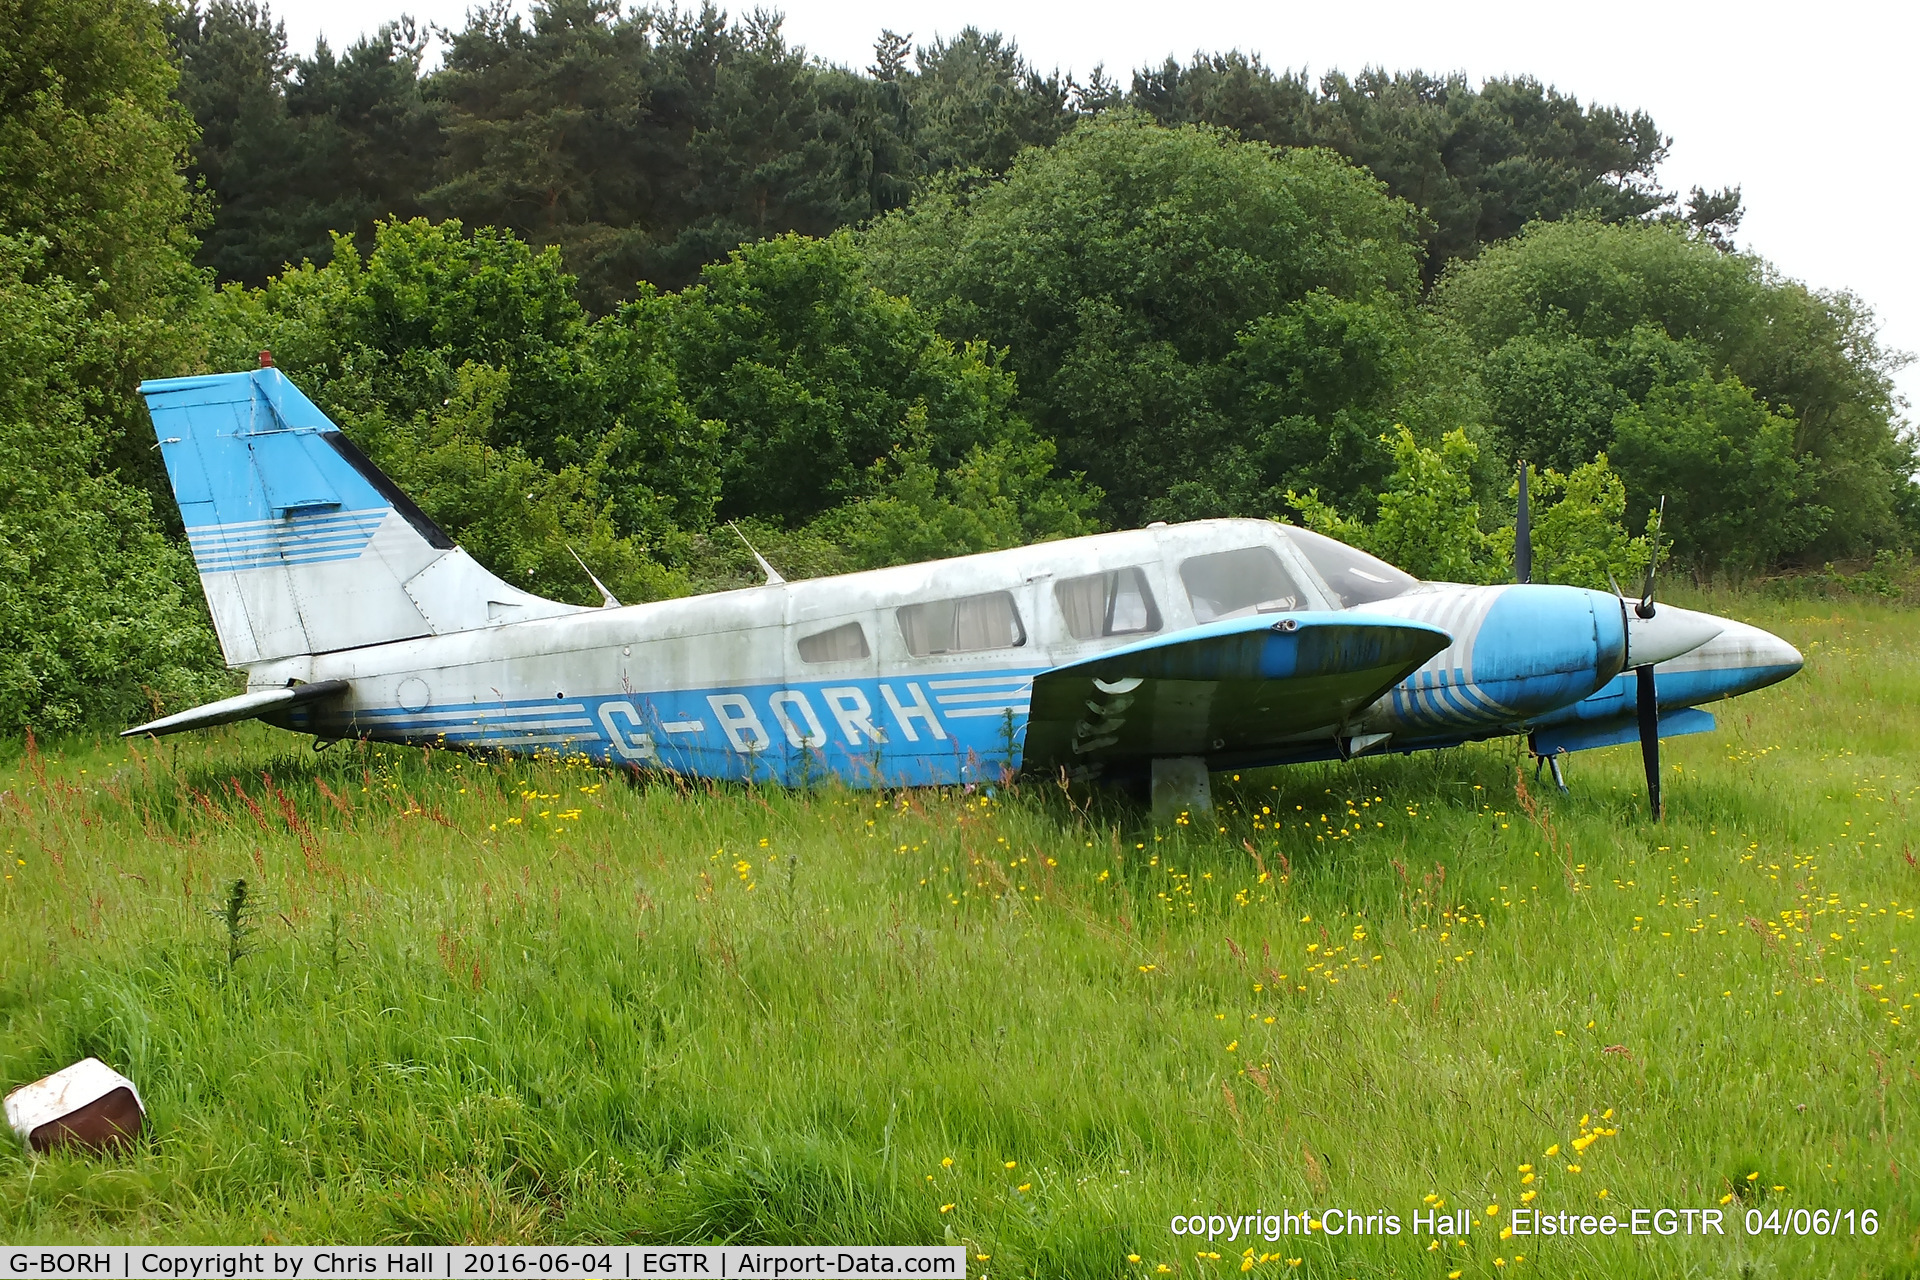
(797, 621, 870, 663)
(898, 592, 1026, 656)
(1180, 547, 1305, 623)
(1055, 567, 1162, 641)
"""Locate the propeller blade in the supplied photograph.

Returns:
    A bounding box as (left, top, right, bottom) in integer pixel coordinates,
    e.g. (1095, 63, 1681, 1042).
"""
(1515, 462, 1533, 585)
(1637, 664, 1662, 820)
(1637, 495, 1665, 620)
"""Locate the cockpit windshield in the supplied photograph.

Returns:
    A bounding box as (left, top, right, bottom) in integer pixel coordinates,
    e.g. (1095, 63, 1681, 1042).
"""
(1279, 526, 1419, 608)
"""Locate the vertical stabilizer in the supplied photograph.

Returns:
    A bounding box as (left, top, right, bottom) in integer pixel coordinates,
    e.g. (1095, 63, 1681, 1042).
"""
(141, 368, 582, 666)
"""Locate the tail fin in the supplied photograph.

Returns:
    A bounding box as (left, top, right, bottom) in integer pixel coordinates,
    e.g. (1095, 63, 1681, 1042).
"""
(141, 368, 581, 666)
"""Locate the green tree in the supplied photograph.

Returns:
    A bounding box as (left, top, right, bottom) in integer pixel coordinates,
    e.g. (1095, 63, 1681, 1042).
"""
(1131, 57, 1671, 281)
(2, 0, 209, 500)
(428, 2, 914, 306)
(0, 0, 228, 732)
(171, 1, 442, 286)
(0, 239, 225, 735)
(639, 232, 1095, 529)
(1430, 218, 1912, 563)
(1290, 427, 1508, 583)
(896, 28, 1072, 177)
(1523, 455, 1655, 591)
(1609, 374, 1822, 578)
(811, 423, 1098, 569)
(208, 218, 718, 601)
(862, 112, 1423, 525)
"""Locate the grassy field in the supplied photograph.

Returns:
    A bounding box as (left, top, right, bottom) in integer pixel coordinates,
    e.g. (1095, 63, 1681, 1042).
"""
(0, 590, 1914, 1278)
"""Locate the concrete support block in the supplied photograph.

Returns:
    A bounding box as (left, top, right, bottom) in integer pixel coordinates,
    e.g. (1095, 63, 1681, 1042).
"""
(1151, 756, 1213, 823)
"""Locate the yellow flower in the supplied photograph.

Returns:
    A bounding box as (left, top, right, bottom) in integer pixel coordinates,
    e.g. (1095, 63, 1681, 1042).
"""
(1597, 1189, 1609, 1199)
(1566, 1164, 1581, 1173)
(1449, 1272, 1462, 1279)
(1005, 1160, 1018, 1169)
(1017, 1183, 1031, 1193)
(1719, 1193, 1733, 1205)
(1226, 1040, 1239, 1052)
(1746, 1171, 1760, 1181)
(1545, 1144, 1560, 1156)
(941, 1157, 954, 1168)
(939, 1204, 954, 1214)
(1126, 1256, 1140, 1265)
(1520, 1191, 1536, 1203)
(1486, 1204, 1500, 1216)
(1157, 1267, 1172, 1275)
(1518, 1164, 1533, 1173)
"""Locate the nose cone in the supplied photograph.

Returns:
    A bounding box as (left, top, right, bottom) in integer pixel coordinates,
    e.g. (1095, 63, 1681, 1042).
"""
(1626, 604, 1723, 667)
(1681, 618, 1803, 681)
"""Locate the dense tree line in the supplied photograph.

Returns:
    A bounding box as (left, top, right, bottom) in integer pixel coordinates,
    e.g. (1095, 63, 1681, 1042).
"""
(169, 0, 1735, 304)
(0, 0, 1911, 738)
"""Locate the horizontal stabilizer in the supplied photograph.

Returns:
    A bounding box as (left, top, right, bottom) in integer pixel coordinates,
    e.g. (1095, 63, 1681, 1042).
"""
(1024, 612, 1450, 771)
(122, 680, 349, 738)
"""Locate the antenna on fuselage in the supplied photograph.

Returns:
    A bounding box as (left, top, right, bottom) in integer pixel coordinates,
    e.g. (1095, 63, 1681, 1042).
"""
(729, 522, 786, 586)
(566, 544, 622, 609)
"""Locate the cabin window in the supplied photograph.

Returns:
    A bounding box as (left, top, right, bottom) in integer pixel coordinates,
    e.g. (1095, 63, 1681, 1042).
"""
(1180, 546, 1305, 623)
(1055, 567, 1162, 640)
(797, 621, 870, 663)
(1280, 526, 1418, 607)
(898, 592, 1027, 656)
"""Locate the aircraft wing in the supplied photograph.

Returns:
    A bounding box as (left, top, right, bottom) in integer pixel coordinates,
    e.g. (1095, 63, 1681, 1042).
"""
(1023, 613, 1449, 771)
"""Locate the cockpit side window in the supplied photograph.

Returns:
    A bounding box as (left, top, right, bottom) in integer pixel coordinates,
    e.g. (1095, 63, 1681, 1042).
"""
(898, 592, 1027, 656)
(1179, 547, 1306, 623)
(797, 621, 870, 663)
(1280, 526, 1419, 607)
(1055, 567, 1162, 641)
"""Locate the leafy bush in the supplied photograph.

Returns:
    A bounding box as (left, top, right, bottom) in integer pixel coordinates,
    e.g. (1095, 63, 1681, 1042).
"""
(1524, 455, 1657, 592)
(1290, 428, 1508, 584)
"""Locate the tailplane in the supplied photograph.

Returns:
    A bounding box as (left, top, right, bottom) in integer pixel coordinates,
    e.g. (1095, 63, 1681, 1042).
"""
(141, 368, 581, 667)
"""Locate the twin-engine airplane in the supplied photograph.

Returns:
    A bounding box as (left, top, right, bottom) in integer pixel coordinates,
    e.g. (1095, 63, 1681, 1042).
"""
(127, 368, 1803, 816)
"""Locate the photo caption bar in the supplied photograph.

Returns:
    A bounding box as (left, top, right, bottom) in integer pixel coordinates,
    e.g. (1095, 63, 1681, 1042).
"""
(2, 1249, 965, 1280)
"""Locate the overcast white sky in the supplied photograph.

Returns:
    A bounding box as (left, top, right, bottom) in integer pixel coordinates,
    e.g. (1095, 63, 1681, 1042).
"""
(270, 0, 1919, 417)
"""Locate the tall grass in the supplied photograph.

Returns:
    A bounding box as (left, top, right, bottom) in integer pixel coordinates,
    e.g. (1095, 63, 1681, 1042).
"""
(0, 592, 1913, 1277)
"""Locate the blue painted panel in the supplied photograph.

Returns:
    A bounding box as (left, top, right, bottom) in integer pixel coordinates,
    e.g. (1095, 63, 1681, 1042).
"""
(1530, 662, 1804, 730)
(1532, 707, 1715, 756)
(142, 371, 399, 573)
(1468, 586, 1622, 715)
(298, 669, 1050, 787)
(248, 432, 342, 514)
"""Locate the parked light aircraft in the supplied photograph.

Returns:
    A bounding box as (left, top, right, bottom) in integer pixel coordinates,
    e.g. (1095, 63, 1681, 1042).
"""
(126, 367, 1804, 816)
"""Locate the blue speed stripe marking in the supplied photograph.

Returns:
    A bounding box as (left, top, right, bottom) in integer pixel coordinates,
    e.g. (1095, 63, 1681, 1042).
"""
(186, 509, 386, 573)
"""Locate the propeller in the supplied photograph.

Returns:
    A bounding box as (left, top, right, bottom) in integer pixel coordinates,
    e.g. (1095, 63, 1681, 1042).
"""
(1632, 496, 1668, 818)
(1514, 461, 1532, 585)
(1636, 495, 1665, 620)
